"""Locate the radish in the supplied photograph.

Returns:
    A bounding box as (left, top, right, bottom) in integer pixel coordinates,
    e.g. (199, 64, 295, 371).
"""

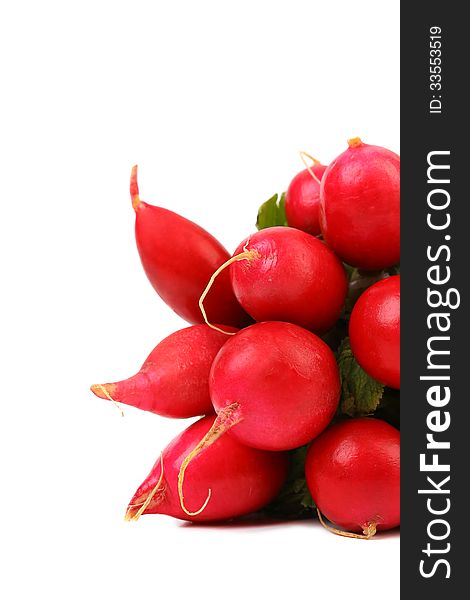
(305, 418, 400, 538)
(174, 321, 339, 510)
(349, 275, 400, 389)
(125, 415, 288, 521)
(285, 159, 327, 235)
(202, 227, 347, 334)
(130, 166, 249, 327)
(209, 322, 340, 450)
(320, 138, 400, 270)
(175, 322, 339, 514)
(90, 324, 236, 418)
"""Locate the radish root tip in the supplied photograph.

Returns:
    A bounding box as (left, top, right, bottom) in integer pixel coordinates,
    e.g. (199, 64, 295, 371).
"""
(316, 508, 377, 540)
(91, 383, 124, 417)
(125, 453, 165, 522)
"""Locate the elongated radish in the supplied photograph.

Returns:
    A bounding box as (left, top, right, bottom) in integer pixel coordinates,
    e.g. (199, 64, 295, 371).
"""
(125, 415, 288, 521)
(320, 138, 400, 270)
(91, 324, 236, 418)
(211, 227, 346, 334)
(305, 418, 400, 537)
(130, 166, 249, 327)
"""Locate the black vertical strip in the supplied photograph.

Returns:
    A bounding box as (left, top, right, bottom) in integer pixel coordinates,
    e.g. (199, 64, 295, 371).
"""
(401, 3, 467, 596)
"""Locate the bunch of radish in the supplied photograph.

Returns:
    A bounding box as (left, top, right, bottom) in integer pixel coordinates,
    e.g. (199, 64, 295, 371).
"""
(92, 137, 400, 539)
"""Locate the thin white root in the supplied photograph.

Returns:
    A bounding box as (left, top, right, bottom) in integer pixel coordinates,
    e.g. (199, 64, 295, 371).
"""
(299, 151, 322, 185)
(316, 508, 377, 540)
(199, 250, 258, 335)
(177, 403, 243, 516)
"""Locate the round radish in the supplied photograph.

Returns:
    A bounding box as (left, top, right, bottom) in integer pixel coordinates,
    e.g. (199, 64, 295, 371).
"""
(285, 161, 328, 235)
(305, 418, 400, 535)
(125, 415, 288, 522)
(130, 166, 249, 327)
(91, 324, 236, 418)
(349, 275, 400, 389)
(228, 227, 347, 333)
(209, 321, 340, 451)
(320, 138, 400, 270)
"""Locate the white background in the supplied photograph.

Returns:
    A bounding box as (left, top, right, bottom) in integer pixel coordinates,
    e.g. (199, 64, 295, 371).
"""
(1, 1, 400, 599)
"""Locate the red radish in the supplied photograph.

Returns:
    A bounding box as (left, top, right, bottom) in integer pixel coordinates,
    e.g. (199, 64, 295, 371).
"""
(220, 227, 347, 334)
(285, 160, 328, 235)
(320, 138, 400, 270)
(199, 322, 339, 451)
(125, 415, 288, 521)
(176, 322, 339, 513)
(305, 418, 400, 537)
(349, 275, 400, 389)
(210, 322, 340, 451)
(130, 166, 249, 327)
(90, 324, 236, 418)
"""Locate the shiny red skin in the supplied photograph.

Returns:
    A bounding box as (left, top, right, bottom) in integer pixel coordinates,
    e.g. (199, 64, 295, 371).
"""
(349, 275, 400, 389)
(209, 322, 340, 451)
(127, 415, 288, 521)
(320, 140, 400, 270)
(132, 172, 249, 327)
(285, 164, 328, 235)
(230, 227, 347, 334)
(305, 418, 400, 532)
(91, 325, 236, 418)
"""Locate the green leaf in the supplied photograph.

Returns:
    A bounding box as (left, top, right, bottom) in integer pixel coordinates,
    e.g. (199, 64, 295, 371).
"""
(387, 264, 400, 275)
(337, 337, 385, 417)
(374, 387, 400, 430)
(343, 263, 355, 281)
(344, 270, 389, 317)
(262, 445, 316, 519)
(256, 192, 288, 230)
